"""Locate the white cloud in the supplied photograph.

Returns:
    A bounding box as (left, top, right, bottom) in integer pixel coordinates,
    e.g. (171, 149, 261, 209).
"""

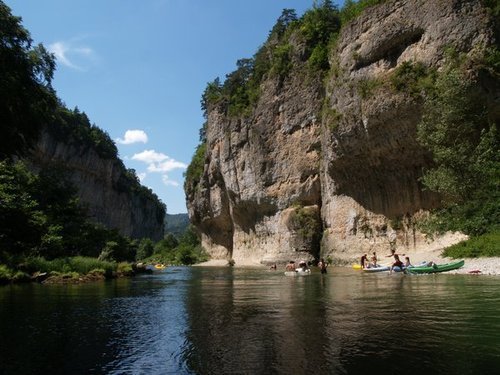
(116, 130, 149, 145)
(147, 159, 188, 173)
(132, 150, 169, 164)
(132, 149, 187, 172)
(138, 172, 147, 181)
(162, 175, 180, 187)
(48, 40, 96, 70)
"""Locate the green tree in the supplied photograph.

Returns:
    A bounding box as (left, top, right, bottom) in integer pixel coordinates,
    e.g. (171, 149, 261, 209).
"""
(269, 8, 298, 39)
(184, 142, 207, 191)
(0, 2, 57, 159)
(136, 238, 154, 261)
(98, 241, 118, 262)
(179, 225, 200, 248)
(0, 161, 44, 262)
(417, 65, 499, 235)
(155, 233, 179, 252)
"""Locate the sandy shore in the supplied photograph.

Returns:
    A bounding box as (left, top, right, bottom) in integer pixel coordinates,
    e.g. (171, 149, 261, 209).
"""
(193, 259, 231, 267)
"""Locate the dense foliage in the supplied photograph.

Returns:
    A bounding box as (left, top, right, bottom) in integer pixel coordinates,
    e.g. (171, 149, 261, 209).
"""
(443, 229, 500, 258)
(290, 205, 322, 254)
(415, 46, 499, 256)
(0, 2, 57, 159)
(417, 54, 499, 233)
(0, 161, 140, 264)
(144, 226, 208, 266)
(50, 106, 118, 159)
(184, 142, 207, 192)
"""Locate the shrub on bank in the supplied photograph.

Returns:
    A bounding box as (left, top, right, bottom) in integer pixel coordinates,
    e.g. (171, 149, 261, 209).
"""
(0, 264, 13, 284)
(117, 262, 134, 276)
(443, 229, 500, 258)
(21, 256, 116, 278)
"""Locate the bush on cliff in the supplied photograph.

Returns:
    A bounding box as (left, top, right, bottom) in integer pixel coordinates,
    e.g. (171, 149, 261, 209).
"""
(184, 142, 206, 192)
(417, 58, 499, 237)
(416, 46, 499, 256)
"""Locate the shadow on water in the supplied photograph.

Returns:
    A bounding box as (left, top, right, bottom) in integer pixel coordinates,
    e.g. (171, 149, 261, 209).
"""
(1, 267, 500, 374)
(181, 268, 500, 375)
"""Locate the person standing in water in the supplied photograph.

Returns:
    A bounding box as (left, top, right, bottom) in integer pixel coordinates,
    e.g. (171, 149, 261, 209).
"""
(318, 258, 328, 274)
(360, 254, 369, 269)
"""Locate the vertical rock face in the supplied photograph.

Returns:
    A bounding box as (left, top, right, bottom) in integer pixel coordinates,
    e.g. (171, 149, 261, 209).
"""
(187, 0, 495, 264)
(31, 130, 165, 241)
(188, 65, 324, 265)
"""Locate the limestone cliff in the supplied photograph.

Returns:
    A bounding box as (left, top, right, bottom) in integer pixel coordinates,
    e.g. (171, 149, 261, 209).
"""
(186, 0, 497, 265)
(30, 128, 165, 241)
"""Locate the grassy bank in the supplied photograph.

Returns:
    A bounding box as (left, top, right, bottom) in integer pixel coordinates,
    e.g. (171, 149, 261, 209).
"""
(0, 256, 137, 285)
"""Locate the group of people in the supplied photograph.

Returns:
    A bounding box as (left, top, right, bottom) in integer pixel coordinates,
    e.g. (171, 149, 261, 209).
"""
(282, 259, 328, 274)
(360, 249, 413, 272)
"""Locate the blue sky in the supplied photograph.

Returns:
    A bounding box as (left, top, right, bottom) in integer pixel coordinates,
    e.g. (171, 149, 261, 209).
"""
(7, 0, 336, 214)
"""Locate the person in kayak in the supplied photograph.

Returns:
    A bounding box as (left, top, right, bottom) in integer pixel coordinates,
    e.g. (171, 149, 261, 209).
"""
(285, 261, 296, 271)
(370, 252, 378, 267)
(298, 261, 309, 272)
(404, 256, 412, 268)
(390, 254, 404, 273)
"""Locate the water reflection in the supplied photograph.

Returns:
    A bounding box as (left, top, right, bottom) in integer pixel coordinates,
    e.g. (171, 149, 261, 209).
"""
(1, 267, 500, 374)
(182, 268, 500, 375)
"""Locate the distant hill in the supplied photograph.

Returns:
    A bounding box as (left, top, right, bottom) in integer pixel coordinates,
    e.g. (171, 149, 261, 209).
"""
(165, 213, 190, 237)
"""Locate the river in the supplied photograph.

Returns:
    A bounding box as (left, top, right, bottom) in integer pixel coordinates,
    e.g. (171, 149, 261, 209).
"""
(1, 267, 499, 374)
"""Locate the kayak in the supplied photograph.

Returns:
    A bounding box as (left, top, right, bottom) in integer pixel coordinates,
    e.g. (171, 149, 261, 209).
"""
(362, 265, 390, 273)
(405, 260, 465, 274)
(352, 264, 362, 270)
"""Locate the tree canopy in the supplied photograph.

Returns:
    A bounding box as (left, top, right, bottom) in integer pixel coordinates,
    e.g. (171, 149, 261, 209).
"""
(417, 50, 499, 236)
(0, 2, 57, 159)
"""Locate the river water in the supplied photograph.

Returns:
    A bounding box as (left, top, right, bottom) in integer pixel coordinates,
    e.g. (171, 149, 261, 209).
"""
(1, 267, 500, 375)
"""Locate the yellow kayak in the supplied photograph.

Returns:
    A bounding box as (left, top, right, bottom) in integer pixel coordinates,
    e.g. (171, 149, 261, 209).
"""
(154, 264, 166, 270)
(352, 264, 362, 270)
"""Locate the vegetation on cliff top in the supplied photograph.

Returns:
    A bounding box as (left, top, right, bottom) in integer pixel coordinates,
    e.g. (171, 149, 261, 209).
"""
(187, 0, 384, 191)
(200, 0, 348, 119)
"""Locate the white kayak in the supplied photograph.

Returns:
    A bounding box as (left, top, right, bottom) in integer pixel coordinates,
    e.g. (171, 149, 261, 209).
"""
(284, 269, 311, 276)
(362, 265, 390, 273)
